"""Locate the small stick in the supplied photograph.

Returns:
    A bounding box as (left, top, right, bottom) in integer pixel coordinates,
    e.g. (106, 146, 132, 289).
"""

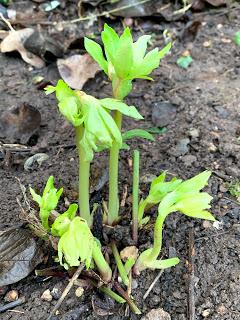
(114, 282, 141, 315)
(143, 270, 164, 300)
(0, 13, 15, 31)
(0, 297, 26, 313)
(47, 263, 85, 320)
(188, 229, 195, 320)
(69, 0, 152, 23)
(132, 150, 140, 242)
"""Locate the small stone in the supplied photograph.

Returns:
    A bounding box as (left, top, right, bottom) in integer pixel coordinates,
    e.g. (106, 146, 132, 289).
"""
(132, 279, 138, 290)
(141, 308, 171, 320)
(182, 155, 197, 166)
(208, 142, 217, 152)
(51, 287, 61, 300)
(151, 101, 177, 127)
(219, 185, 227, 192)
(214, 106, 229, 119)
(175, 138, 190, 156)
(4, 290, 18, 302)
(172, 290, 182, 299)
(203, 220, 212, 229)
(75, 287, 84, 298)
(203, 40, 212, 47)
(41, 289, 53, 302)
(202, 309, 211, 317)
(216, 304, 228, 315)
(188, 128, 199, 139)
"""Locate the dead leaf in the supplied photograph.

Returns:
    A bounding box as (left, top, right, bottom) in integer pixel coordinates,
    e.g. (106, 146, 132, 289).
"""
(204, 0, 228, 6)
(120, 246, 138, 262)
(57, 54, 100, 90)
(0, 28, 45, 68)
(0, 226, 44, 286)
(0, 103, 41, 144)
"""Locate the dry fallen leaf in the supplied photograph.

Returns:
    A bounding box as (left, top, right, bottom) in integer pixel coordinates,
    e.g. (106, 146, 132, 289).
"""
(120, 246, 138, 262)
(0, 28, 45, 68)
(57, 54, 100, 90)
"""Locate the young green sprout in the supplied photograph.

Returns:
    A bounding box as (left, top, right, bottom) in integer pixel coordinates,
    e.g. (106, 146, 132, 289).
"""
(46, 80, 142, 226)
(134, 171, 215, 274)
(30, 176, 63, 231)
(85, 24, 172, 225)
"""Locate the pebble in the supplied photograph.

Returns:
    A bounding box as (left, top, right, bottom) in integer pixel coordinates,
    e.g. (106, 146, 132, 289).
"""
(151, 101, 177, 127)
(188, 128, 199, 139)
(208, 142, 217, 152)
(202, 309, 211, 317)
(41, 289, 53, 302)
(75, 287, 84, 298)
(51, 287, 61, 300)
(132, 279, 138, 290)
(175, 138, 190, 156)
(141, 308, 171, 320)
(216, 304, 228, 315)
(4, 290, 18, 302)
(214, 106, 229, 119)
(181, 155, 197, 166)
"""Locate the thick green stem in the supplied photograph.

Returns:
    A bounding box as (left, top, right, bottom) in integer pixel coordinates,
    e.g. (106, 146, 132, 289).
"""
(132, 150, 140, 242)
(111, 242, 129, 286)
(108, 79, 123, 225)
(75, 126, 91, 226)
(92, 242, 112, 283)
(134, 211, 168, 273)
(98, 286, 126, 304)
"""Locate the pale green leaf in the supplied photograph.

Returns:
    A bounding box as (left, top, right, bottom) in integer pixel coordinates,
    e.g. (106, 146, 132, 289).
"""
(147, 257, 180, 269)
(45, 85, 56, 95)
(84, 37, 108, 74)
(51, 203, 78, 237)
(101, 24, 119, 63)
(113, 27, 133, 78)
(122, 129, 154, 142)
(101, 98, 143, 120)
(176, 171, 211, 194)
(29, 187, 41, 205)
(158, 42, 172, 60)
(132, 35, 151, 65)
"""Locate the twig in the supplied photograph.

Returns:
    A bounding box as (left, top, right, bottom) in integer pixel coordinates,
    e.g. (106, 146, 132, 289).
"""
(114, 282, 141, 315)
(187, 229, 195, 320)
(69, 0, 152, 23)
(47, 263, 85, 320)
(0, 297, 26, 313)
(143, 269, 164, 300)
(0, 13, 15, 31)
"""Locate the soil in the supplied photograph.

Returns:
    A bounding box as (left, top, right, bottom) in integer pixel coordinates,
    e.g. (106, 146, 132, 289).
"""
(0, 2, 240, 320)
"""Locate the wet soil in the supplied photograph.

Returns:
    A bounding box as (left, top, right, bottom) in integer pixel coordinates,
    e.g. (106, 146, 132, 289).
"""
(0, 4, 240, 320)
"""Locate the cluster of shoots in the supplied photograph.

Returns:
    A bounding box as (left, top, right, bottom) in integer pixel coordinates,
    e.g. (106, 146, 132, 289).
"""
(30, 24, 215, 311)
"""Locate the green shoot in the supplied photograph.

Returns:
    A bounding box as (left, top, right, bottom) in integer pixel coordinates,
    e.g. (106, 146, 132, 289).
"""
(85, 24, 171, 225)
(98, 286, 126, 304)
(134, 171, 215, 273)
(132, 150, 140, 242)
(234, 31, 240, 47)
(138, 172, 182, 225)
(111, 242, 129, 286)
(30, 176, 63, 231)
(46, 80, 140, 225)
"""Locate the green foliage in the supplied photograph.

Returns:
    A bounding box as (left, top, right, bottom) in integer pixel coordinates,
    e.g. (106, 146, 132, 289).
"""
(177, 55, 193, 69)
(85, 24, 172, 99)
(58, 217, 94, 269)
(47, 80, 143, 161)
(135, 171, 215, 273)
(30, 176, 63, 231)
(234, 31, 240, 47)
(51, 204, 78, 237)
(121, 129, 154, 150)
(138, 172, 182, 224)
(227, 180, 240, 202)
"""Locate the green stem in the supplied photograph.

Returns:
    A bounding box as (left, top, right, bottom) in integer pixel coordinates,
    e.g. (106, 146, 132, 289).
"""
(98, 286, 126, 304)
(134, 211, 168, 273)
(108, 78, 123, 225)
(132, 150, 140, 242)
(92, 242, 112, 283)
(114, 282, 142, 315)
(75, 126, 91, 226)
(111, 242, 129, 287)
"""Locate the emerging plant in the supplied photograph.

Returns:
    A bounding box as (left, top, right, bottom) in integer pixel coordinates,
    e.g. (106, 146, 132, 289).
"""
(46, 80, 142, 226)
(134, 171, 215, 273)
(85, 24, 172, 225)
(28, 24, 216, 313)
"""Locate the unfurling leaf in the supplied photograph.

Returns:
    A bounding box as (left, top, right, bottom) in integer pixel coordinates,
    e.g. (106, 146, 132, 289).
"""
(122, 129, 154, 142)
(30, 176, 63, 230)
(58, 217, 94, 269)
(84, 37, 108, 74)
(51, 204, 78, 237)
